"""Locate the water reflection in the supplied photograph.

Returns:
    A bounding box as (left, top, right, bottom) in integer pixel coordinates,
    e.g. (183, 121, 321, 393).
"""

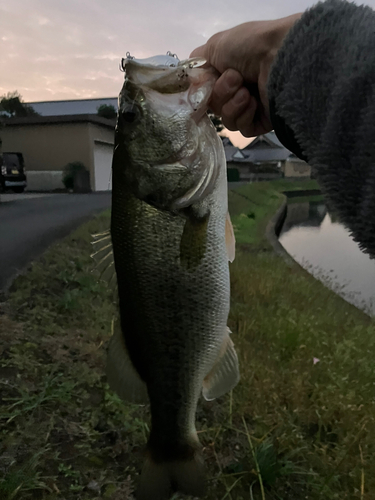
(279, 201, 375, 315)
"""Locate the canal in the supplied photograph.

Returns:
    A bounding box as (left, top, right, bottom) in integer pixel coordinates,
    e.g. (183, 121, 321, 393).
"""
(279, 198, 375, 316)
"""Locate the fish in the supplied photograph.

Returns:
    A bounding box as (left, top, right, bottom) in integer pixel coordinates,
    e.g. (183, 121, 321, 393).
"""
(92, 53, 240, 500)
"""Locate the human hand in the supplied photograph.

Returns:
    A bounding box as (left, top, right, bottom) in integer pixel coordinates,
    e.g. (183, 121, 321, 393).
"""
(190, 14, 301, 137)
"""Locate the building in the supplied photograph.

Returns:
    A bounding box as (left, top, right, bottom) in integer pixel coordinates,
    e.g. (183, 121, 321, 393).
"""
(283, 153, 311, 178)
(1, 113, 115, 191)
(1, 95, 310, 191)
(1, 98, 118, 191)
(221, 136, 240, 162)
(224, 131, 311, 181)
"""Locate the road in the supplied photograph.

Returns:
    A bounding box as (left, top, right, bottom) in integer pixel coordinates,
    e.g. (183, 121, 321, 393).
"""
(0, 193, 111, 292)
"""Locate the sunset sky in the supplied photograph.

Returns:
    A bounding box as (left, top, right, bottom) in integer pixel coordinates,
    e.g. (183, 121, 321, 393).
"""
(1, 0, 374, 147)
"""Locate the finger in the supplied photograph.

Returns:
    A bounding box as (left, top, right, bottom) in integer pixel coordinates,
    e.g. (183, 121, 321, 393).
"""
(209, 69, 244, 116)
(220, 87, 251, 131)
(189, 45, 206, 58)
(236, 96, 258, 137)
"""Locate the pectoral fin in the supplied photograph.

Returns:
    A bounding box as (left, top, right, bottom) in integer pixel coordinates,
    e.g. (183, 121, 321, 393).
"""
(225, 212, 236, 263)
(202, 328, 240, 401)
(180, 214, 209, 270)
(106, 321, 149, 404)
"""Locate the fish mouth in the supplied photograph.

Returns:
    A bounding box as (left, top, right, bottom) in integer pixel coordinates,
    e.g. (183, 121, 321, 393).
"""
(122, 56, 214, 95)
(121, 53, 206, 71)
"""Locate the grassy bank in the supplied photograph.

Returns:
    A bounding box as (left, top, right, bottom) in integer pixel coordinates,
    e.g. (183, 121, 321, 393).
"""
(1, 181, 374, 499)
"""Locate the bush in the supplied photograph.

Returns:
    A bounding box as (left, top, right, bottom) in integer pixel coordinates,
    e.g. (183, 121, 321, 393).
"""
(97, 104, 117, 119)
(62, 161, 87, 190)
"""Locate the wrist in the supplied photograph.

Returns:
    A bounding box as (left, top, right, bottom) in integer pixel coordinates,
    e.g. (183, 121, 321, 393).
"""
(259, 13, 302, 111)
(265, 14, 302, 64)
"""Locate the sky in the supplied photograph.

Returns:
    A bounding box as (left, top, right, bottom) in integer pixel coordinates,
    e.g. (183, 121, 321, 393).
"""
(1, 0, 375, 147)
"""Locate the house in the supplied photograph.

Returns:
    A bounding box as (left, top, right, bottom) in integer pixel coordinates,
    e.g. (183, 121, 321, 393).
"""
(220, 136, 239, 162)
(224, 131, 311, 181)
(1, 97, 118, 191)
(1, 113, 115, 191)
(220, 137, 245, 181)
(283, 153, 311, 178)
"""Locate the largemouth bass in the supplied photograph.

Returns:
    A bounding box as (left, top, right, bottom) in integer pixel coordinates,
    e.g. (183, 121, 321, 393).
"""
(93, 53, 240, 500)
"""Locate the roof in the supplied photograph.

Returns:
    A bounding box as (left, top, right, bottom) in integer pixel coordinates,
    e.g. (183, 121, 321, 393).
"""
(225, 131, 292, 163)
(243, 131, 284, 150)
(223, 145, 241, 162)
(27, 98, 118, 116)
(220, 136, 234, 147)
(3, 114, 116, 130)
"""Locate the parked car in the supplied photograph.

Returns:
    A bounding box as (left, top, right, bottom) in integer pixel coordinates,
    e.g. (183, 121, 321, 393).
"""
(0, 152, 27, 193)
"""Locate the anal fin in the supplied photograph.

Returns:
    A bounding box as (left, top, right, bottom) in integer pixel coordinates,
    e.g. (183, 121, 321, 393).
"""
(106, 321, 149, 404)
(202, 327, 240, 401)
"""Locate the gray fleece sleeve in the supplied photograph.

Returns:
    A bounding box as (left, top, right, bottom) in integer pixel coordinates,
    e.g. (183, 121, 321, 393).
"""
(268, 0, 375, 257)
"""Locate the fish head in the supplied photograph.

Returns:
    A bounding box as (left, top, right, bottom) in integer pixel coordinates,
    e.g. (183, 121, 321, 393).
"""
(114, 56, 222, 212)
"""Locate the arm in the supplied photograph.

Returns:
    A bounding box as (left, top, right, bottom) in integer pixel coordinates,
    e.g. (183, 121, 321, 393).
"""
(268, 0, 375, 256)
(191, 0, 375, 256)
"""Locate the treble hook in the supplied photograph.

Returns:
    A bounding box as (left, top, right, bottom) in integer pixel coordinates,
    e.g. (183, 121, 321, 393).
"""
(119, 52, 134, 72)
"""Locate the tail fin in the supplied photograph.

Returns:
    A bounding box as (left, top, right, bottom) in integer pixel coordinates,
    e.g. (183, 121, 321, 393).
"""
(137, 452, 206, 500)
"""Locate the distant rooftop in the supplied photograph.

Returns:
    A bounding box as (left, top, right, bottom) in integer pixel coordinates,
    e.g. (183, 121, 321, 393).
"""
(5, 113, 116, 129)
(27, 97, 118, 116)
(223, 131, 293, 163)
(220, 136, 234, 147)
(242, 131, 284, 150)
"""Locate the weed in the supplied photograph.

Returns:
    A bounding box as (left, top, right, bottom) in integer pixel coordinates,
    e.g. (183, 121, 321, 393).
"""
(1, 184, 375, 499)
(0, 449, 54, 500)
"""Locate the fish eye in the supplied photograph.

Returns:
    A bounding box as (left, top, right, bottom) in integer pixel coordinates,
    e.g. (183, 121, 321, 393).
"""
(120, 105, 140, 125)
(123, 110, 137, 123)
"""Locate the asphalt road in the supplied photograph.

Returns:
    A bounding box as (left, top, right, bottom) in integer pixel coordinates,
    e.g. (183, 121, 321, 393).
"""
(0, 193, 111, 292)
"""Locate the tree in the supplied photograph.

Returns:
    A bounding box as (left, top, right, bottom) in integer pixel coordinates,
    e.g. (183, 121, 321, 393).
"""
(208, 112, 224, 133)
(0, 91, 38, 118)
(97, 104, 117, 119)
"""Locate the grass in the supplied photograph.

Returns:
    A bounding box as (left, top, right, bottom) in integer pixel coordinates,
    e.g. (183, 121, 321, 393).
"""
(1, 180, 375, 499)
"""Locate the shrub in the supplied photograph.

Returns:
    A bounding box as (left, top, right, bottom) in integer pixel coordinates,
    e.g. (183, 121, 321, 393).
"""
(62, 161, 86, 190)
(97, 104, 117, 119)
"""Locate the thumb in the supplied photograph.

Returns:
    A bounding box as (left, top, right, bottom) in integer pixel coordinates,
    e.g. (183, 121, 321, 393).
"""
(189, 44, 206, 58)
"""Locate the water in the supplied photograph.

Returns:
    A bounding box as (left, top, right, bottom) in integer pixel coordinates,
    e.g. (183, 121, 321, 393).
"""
(279, 200, 375, 315)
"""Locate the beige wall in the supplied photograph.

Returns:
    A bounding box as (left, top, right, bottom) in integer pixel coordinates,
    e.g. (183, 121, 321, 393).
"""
(284, 159, 311, 178)
(88, 122, 115, 145)
(1, 120, 115, 191)
(2, 122, 92, 173)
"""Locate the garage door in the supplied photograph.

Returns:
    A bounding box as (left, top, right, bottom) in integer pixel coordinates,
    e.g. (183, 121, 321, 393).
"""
(93, 141, 113, 191)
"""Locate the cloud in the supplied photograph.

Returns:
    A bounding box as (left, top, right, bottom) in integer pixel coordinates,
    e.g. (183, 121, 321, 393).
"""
(1, 0, 375, 103)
